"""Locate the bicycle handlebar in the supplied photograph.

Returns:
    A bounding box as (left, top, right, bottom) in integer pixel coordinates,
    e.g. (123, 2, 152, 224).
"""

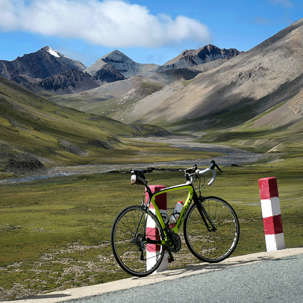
(197, 167, 217, 186)
(183, 160, 221, 186)
(198, 160, 223, 185)
(130, 161, 222, 187)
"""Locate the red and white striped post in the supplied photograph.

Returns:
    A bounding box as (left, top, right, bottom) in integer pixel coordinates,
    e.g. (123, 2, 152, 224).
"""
(258, 177, 285, 252)
(145, 185, 168, 273)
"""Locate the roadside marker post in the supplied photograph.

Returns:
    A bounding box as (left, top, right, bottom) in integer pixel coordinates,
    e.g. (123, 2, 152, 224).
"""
(145, 185, 168, 273)
(258, 177, 285, 252)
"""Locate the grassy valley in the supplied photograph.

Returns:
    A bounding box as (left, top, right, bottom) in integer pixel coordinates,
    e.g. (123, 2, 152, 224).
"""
(0, 76, 211, 180)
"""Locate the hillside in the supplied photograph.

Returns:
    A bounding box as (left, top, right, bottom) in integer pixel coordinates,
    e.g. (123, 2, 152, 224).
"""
(204, 88, 303, 157)
(0, 75, 171, 178)
(115, 19, 303, 131)
(50, 55, 234, 114)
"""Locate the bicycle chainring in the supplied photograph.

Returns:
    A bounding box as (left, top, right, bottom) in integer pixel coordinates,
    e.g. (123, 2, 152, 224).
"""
(170, 233, 182, 253)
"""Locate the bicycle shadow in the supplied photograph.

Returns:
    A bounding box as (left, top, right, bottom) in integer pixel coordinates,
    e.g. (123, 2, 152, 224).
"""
(138, 254, 273, 280)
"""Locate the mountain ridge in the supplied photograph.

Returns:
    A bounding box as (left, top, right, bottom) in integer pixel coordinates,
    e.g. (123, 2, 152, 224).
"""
(0, 45, 241, 96)
(163, 44, 241, 68)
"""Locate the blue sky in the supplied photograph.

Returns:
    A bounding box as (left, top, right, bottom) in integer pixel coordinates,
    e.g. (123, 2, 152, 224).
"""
(0, 0, 302, 67)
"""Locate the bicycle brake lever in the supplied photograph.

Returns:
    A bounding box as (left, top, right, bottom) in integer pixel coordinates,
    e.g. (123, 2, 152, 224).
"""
(210, 160, 223, 172)
(215, 164, 223, 172)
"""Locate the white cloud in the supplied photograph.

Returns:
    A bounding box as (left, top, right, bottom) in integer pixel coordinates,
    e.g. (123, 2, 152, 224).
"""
(0, 0, 211, 48)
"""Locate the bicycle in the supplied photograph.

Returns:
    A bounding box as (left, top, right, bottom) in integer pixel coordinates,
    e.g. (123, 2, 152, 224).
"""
(111, 160, 240, 276)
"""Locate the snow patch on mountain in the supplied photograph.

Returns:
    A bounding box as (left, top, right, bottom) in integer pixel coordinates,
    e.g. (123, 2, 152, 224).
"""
(46, 47, 60, 58)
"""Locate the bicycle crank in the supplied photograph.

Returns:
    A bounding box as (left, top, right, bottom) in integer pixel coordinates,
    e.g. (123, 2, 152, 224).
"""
(170, 233, 182, 253)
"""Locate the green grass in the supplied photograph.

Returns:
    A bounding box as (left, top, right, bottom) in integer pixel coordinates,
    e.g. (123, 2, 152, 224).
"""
(0, 161, 302, 299)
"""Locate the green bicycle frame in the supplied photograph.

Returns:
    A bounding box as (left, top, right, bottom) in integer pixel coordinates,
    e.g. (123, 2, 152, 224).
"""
(146, 182, 195, 236)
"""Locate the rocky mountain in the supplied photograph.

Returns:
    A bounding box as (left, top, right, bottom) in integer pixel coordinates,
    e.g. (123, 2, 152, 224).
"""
(34, 69, 99, 94)
(0, 47, 129, 94)
(32, 65, 126, 94)
(92, 63, 126, 83)
(0, 46, 86, 83)
(85, 50, 159, 78)
(0, 45, 241, 98)
(163, 44, 240, 69)
(112, 18, 303, 132)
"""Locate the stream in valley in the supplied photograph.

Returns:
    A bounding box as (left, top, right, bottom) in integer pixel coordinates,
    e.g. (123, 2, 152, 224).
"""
(0, 137, 261, 184)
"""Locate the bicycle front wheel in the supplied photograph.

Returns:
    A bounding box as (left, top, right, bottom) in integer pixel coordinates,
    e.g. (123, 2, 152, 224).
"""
(111, 205, 165, 276)
(184, 196, 240, 262)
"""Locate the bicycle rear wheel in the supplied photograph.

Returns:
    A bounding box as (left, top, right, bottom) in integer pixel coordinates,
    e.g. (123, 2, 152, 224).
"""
(184, 196, 240, 262)
(111, 205, 165, 276)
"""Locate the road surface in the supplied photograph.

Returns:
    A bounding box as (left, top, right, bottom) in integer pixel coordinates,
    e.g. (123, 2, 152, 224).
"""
(8, 247, 303, 303)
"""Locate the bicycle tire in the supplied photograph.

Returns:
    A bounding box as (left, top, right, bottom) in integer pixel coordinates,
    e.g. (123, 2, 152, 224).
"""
(184, 196, 240, 263)
(111, 205, 165, 276)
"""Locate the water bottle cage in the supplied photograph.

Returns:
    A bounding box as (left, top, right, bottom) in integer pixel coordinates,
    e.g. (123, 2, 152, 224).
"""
(170, 212, 181, 224)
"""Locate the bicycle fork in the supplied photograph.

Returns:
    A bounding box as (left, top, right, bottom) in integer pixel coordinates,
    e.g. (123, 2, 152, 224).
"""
(194, 195, 217, 232)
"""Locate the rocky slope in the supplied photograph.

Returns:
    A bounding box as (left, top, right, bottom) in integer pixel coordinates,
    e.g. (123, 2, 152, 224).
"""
(0, 46, 86, 83)
(33, 69, 100, 94)
(116, 19, 303, 131)
(92, 63, 126, 83)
